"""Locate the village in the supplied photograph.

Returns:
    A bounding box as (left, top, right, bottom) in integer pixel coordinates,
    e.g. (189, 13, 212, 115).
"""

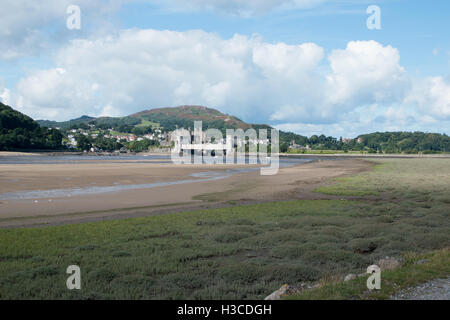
(60, 123, 275, 154)
(62, 124, 171, 152)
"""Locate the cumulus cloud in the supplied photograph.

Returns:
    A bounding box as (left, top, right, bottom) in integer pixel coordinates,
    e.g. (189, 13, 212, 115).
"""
(0, 0, 122, 59)
(274, 103, 428, 138)
(405, 76, 450, 119)
(0, 0, 332, 60)
(5, 29, 449, 135)
(9, 29, 325, 121)
(326, 40, 409, 107)
(266, 40, 411, 124)
(0, 87, 11, 105)
(253, 42, 324, 78)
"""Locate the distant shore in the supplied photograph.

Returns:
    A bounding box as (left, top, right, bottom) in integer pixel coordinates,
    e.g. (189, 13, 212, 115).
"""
(1, 150, 450, 159)
(0, 150, 172, 157)
(280, 152, 450, 159)
(0, 151, 45, 157)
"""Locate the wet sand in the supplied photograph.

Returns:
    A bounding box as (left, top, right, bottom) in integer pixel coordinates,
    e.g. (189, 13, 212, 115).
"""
(0, 158, 373, 228)
(0, 151, 44, 157)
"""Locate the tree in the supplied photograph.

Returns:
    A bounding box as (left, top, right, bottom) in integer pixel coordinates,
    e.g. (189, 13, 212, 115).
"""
(280, 142, 289, 153)
(75, 135, 92, 151)
(0, 102, 63, 151)
(128, 139, 159, 152)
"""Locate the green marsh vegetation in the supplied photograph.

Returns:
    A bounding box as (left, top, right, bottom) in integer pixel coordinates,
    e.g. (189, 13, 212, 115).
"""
(0, 158, 449, 299)
(286, 247, 450, 300)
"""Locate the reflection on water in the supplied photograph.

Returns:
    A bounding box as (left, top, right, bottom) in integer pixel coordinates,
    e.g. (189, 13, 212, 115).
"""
(0, 172, 224, 201)
(0, 155, 316, 200)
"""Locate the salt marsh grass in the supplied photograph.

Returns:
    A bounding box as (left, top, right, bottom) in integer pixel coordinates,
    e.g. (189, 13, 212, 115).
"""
(0, 159, 449, 299)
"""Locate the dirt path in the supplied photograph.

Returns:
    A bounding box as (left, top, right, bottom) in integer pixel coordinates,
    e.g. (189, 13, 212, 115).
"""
(391, 277, 450, 300)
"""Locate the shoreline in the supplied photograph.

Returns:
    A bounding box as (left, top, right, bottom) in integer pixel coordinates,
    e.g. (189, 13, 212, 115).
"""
(0, 158, 373, 228)
(280, 153, 450, 159)
(2, 150, 450, 159)
(0, 150, 172, 157)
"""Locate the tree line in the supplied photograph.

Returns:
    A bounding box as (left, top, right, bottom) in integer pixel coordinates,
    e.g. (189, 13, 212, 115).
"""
(279, 131, 450, 153)
(3, 102, 450, 154)
(0, 103, 63, 151)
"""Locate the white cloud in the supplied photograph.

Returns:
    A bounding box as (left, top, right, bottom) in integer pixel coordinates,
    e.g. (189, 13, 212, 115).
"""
(274, 103, 428, 138)
(5, 30, 450, 135)
(326, 40, 409, 107)
(267, 40, 412, 125)
(405, 76, 450, 119)
(274, 121, 359, 137)
(0, 0, 122, 60)
(270, 105, 309, 121)
(99, 104, 122, 117)
(383, 106, 415, 125)
(0, 0, 329, 59)
(267, 40, 449, 135)
(0, 0, 357, 59)
(253, 42, 324, 78)
(0, 87, 11, 105)
(9, 29, 325, 121)
(1, 2, 448, 137)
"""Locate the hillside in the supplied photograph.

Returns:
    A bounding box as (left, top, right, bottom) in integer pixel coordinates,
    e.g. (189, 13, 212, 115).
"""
(37, 115, 96, 130)
(355, 132, 450, 153)
(131, 105, 252, 130)
(282, 131, 450, 154)
(0, 102, 63, 151)
(34, 105, 450, 154)
(37, 105, 269, 133)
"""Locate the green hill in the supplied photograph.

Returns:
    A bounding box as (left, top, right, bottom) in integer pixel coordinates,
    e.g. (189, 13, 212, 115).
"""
(37, 105, 271, 133)
(0, 102, 63, 151)
(34, 105, 450, 154)
(37, 115, 96, 130)
(354, 131, 450, 153)
(130, 105, 254, 131)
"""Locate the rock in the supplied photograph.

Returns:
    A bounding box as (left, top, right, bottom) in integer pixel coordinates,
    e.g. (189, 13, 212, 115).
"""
(377, 257, 401, 271)
(264, 282, 320, 300)
(391, 276, 450, 300)
(344, 274, 357, 282)
(415, 259, 429, 265)
(264, 284, 289, 300)
(358, 272, 367, 278)
(290, 282, 314, 292)
(308, 283, 320, 289)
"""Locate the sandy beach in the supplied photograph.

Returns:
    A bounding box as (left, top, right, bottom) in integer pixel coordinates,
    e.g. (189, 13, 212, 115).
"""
(0, 151, 45, 157)
(0, 158, 373, 228)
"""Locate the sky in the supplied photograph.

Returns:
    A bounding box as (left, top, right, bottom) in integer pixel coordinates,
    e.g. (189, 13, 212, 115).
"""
(0, 0, 449, 137)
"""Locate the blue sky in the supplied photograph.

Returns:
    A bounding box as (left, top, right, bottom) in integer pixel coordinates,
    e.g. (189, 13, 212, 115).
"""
(0, 0, 449, 137)
(119, 0, 450, 76)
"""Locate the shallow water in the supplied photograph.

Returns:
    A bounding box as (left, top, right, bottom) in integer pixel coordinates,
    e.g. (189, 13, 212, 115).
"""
(0, 154, 170, 165)
(0, 155, 315, 200)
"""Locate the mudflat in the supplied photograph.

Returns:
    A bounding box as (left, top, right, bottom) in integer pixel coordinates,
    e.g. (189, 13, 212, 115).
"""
(0, 158, 373, 228)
